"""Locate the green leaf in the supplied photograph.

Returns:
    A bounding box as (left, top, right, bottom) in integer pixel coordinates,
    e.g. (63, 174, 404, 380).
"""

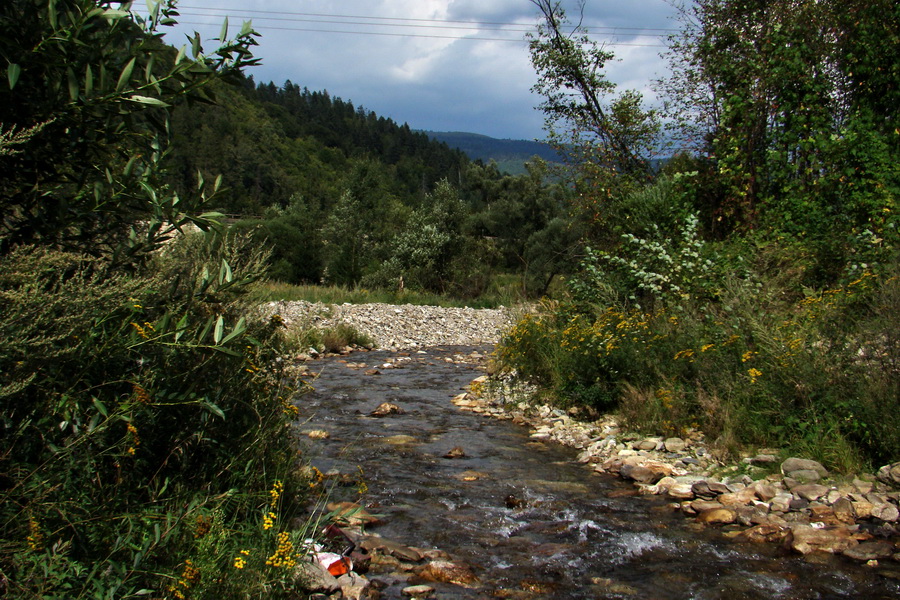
(191, 32, 202, 59)
(218, 258, 233, 285)
(219, 16, 229, 42)
(220, 317, 246, 345)
(213, 315, 224, 344)
(240, 21, 254, 37)
(202, 401, 225, 419)
(116, 57, 137, 92)
(67, 67, 78, 101)
(175, 44, 187, 65)
(92, 397, 108, 417)
(174, 313, 188, 342)
(84, 64, 93, 96)
(7, 63, 21, 89)
(102, 9, 131, 20)
(127, 94, 170, 107)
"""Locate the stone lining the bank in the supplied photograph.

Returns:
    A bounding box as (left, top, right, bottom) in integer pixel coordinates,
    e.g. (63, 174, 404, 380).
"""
(454, 374, 900, 564)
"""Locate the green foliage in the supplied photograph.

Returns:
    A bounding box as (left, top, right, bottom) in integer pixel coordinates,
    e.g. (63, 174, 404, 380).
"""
(0, 234, 313, 597)
(0, 0, 259, 261)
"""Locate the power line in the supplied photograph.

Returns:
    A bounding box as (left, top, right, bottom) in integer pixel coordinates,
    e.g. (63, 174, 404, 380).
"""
(175, 19, 669, 48)
(177, 4, 680, 33)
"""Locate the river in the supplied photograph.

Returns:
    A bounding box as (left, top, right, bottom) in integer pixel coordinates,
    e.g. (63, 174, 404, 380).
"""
(297, 346, 899, 599)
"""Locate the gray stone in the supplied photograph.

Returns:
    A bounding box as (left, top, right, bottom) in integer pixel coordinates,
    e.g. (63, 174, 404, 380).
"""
(293, 561, 341, 593)
(781, 457, 828, 478)
(789, 469, 823, 483)
(843, 541, 895, 561)
(877, 462, 900, 487)
(793, 484, 829, 502)
(872, 503, 900, 522)
(337, 573, 368, 600)
(664, 437, 687, 453)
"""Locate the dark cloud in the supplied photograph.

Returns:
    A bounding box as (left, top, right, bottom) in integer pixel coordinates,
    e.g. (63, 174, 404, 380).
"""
(153, 0, 680, 139)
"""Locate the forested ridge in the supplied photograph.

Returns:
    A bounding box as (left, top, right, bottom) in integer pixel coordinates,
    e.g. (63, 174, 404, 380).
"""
(163, 75, 577, 293)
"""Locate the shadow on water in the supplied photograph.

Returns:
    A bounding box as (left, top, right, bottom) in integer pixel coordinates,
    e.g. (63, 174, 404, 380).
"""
(296, 346, 900, 599)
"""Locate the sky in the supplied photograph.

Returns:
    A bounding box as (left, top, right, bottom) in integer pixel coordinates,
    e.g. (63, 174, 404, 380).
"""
(152, 1, 683, 140)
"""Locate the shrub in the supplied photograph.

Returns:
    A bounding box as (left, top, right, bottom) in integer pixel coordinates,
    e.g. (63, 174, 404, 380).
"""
(0, 233, 314, 598)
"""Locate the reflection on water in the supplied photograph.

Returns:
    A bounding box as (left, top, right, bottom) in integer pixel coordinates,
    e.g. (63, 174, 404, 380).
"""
(298, 346, 900, 599)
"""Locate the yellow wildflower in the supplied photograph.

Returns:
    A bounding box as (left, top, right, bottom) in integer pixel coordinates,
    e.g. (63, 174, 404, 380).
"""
(747, 368, 763, 384)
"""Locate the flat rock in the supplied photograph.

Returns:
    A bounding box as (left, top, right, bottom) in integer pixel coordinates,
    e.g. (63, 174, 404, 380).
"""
(326, 502, 381, 527)
(843, 541, 895, 561)
(737, 523, 790, 544)
(782, 457, 828, 478)
(293, 561, 341, 593)
(872, 503, 900, 522)
(415, 559, 479, 587)
(361, 536, 424, 563)
(402, 584, 435, 597)
(786, 524, 857, 555)
(793, 484, 829, 502)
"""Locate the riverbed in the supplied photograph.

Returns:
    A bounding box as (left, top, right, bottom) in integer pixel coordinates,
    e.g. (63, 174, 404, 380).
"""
(296, 346, 899, 599)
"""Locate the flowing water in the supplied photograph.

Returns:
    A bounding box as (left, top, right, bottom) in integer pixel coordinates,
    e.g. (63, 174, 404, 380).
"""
(298, 346, 900, 599)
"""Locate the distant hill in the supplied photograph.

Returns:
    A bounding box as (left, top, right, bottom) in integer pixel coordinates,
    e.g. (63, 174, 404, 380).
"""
(422, 131, 559, 175)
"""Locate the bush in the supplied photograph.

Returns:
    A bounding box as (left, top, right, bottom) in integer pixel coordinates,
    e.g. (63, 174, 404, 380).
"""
(497, 247, 900, 471)
(0, 233, 315, 598)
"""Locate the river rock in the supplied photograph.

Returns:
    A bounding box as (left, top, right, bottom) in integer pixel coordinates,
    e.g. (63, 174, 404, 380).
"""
(770, 493, 793, 513)
(786, 524, 857, 555)
(337, 572, 369, 600)
(793, 484, 830, 502)
(293, 560, 341, 593)
(361, 536, 424, 562)
(698, 508, 737, 524)
(877, 462, 900, 487)
(788, 469, 823, 484)
(620, 464, 662, 484)
(306, 429, 331, 439)
(668, 483, 696, 500)
(872, 502, 900, 522)
(443, 446, 467, 459)
(843, 540, 896, 562)
(737, 523, 790, 543)
(414, 559, 479, 587)
(402, 584, 435, 597)
(371, 402, 403, 417)
(664, 437, 687, 453)
(718, 487, 758, 507)
(782, 457, 829, 479)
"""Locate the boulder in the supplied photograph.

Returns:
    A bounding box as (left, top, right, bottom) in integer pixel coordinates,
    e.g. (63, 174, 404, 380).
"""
(337, 572, 369, 600)
(831, 497, 856, 523)
(326, 502, 381, 527)
(293, 561, 341, 594)
(871, 502, 900, 522)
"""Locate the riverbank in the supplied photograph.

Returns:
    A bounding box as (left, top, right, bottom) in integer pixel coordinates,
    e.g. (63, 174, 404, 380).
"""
(454, 373, 900, 566)
(271, 301, 900, 568)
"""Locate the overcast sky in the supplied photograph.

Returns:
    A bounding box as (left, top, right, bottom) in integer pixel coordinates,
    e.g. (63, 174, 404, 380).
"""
(155, 1, 683, 140)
